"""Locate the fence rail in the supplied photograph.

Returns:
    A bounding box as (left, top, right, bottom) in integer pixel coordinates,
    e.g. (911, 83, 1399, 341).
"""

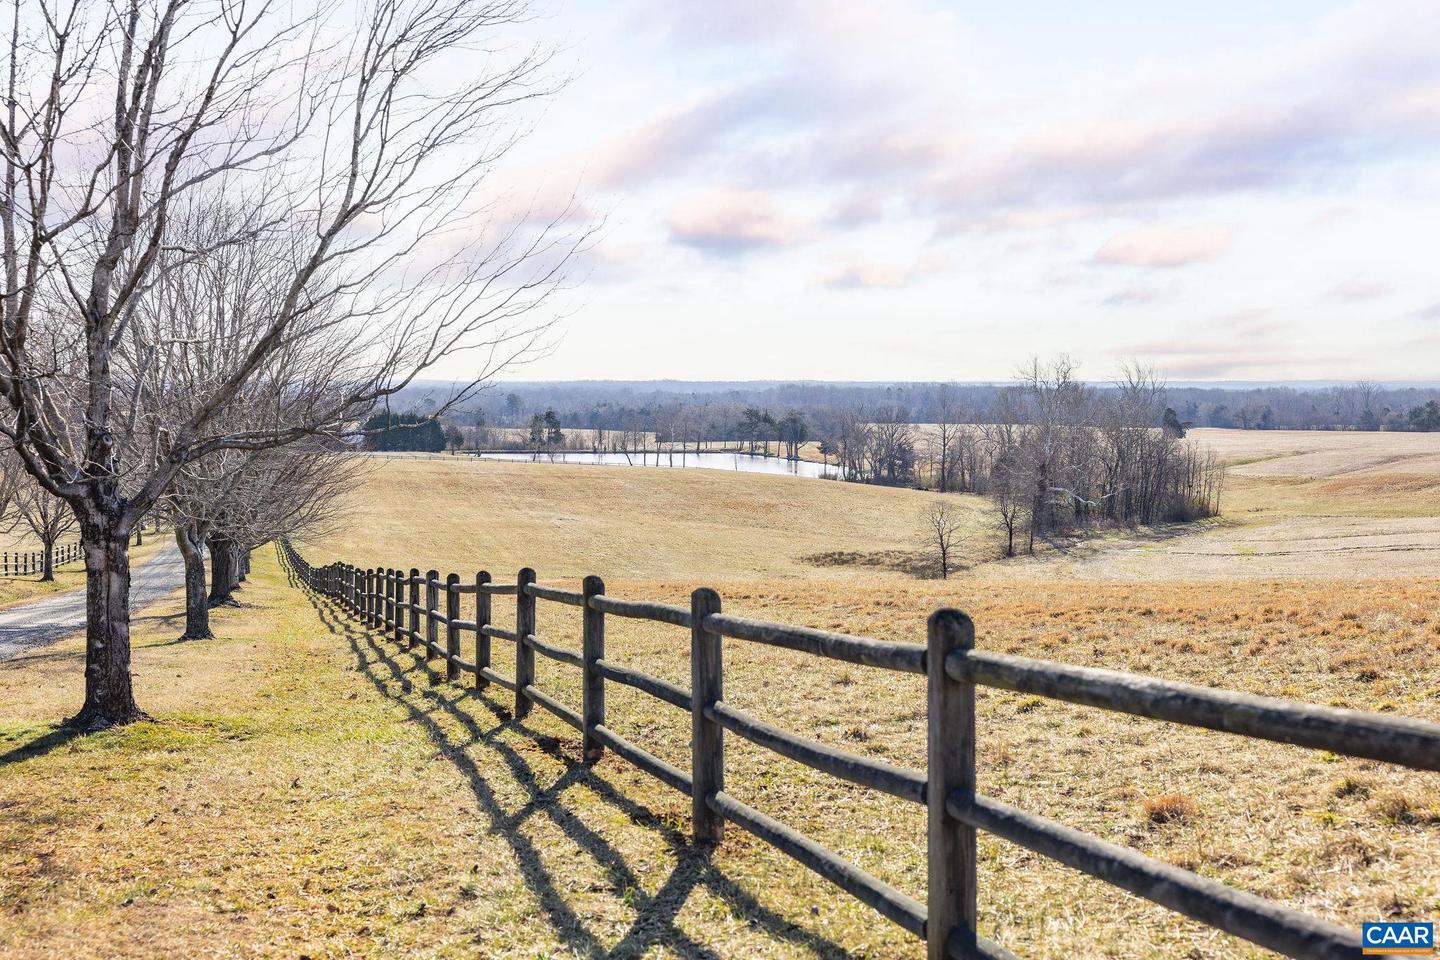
(0, 542, 82, 577)
(276, 539, 1439, 960)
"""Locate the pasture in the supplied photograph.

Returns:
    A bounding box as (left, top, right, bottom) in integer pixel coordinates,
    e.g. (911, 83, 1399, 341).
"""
(2, 429, 1437, 958)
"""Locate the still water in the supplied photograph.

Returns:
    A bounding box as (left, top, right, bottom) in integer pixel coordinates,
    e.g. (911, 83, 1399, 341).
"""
(472, 450, 842, 479)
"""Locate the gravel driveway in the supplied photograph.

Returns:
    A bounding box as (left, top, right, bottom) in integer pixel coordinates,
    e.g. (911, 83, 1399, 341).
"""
(0, 543, 185, 661)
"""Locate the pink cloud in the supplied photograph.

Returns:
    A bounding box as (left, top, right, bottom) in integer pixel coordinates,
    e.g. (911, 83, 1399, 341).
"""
(1095, 224, 1235, 268)
(819, 251, 952, 288)
(820, 258, 910, 289)
(667, 187, 803, 254)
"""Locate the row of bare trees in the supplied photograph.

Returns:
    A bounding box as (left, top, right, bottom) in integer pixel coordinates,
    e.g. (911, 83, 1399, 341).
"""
(1, 0, 581, 727)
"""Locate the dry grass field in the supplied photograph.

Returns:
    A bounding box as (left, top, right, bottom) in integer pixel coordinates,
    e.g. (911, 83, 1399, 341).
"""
(3, 429, 1438, 959)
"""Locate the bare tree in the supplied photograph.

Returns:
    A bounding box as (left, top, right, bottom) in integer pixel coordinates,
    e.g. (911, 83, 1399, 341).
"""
(1, 0, 587, 728)
(5, 480, 78, 582)
(919, 499, 965, 579)
(927, 384, 962, 492)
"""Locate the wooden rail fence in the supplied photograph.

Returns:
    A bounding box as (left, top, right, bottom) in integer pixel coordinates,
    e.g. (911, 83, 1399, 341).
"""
(276, 539, 1440, 960)
(0, 542, 81, 577)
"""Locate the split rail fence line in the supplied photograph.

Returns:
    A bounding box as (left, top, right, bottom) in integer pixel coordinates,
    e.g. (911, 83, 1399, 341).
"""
(276, 539, 1440, 960)
(0, 543, 82, 577)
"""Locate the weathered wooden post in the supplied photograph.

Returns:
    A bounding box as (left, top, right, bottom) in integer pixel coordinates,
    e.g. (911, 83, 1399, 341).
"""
(445, 573, 461, 683)
(425, 569, 440, 678)
(408, 568, 421, 651)
(475, 571, 492, 690)
(581, 575, 606, 763)
(383, 568, 393, 636)
(690, 587, 724, 843)
(365, 569, 377, 630)
(374, 567, 384, 628)
(393, 569, 405, 646)
(515, 568, 536, 719)
(376, 566, 385, 626)
(927, 609, 977, 960)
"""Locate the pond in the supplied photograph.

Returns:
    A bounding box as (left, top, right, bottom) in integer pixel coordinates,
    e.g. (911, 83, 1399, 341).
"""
(471, 450, 844, 479)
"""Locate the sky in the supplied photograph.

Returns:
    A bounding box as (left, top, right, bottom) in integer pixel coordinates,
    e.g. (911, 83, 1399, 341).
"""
(470, 0, 1440, 383)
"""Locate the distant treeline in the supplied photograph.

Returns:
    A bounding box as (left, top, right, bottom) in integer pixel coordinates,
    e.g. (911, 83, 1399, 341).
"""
(418, 379, 1440, 436)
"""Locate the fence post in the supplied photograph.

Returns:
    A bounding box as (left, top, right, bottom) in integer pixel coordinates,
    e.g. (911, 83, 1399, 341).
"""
(425, 569, 440, 678)
(384, 568, 394, 636)
(408, 568, 421, 650)
(374, 567, 383, 629)
(391, 568, 401, 632)
(364, 568, 375, 627)
(927, 609, 977, 960)
(582, 575, 606, 763)
(475, 571, 492, 690)
(351, 565, 360, 616)
(362, 569, 374, 630)
(375, 567, 385, 627)
(515, 568, 536, 720)
(445, 573, 461, 683)
(690, 587, 724, 844)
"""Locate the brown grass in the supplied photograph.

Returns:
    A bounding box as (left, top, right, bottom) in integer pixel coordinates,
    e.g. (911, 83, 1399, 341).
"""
(1140, 793, 1200, 825)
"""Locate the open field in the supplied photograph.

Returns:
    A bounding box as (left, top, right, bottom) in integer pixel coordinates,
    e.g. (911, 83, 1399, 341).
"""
(3, 429, 1438, 958)
(316, 457, 993, 582)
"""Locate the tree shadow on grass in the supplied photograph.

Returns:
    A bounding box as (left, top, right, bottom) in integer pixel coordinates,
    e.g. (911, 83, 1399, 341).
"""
(286, 562, 858, 959)
(0, 724, 86, 765)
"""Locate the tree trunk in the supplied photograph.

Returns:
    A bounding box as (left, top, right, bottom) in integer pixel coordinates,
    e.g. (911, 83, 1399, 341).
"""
(208, 536, 237, 606)
(176, 524, 212, 640)
(40, 540, 55, 582)
(71, 518, 144, 729)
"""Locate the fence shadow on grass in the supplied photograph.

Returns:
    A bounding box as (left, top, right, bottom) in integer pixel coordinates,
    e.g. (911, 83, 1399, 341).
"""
(286, 563, 856, 960)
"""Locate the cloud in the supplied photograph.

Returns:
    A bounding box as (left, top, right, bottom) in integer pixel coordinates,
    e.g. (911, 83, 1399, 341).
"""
(818, 251, 953, 289)
(1101, 285, 1169, 307)
(1327, 278, 1394, 302)
(1095, 224, 1235, 268)
(1408, 302, 1440, 322)
(588, 85, 779, 189)
(612, 1, 1440, 244)
(1114, 340, 1324, 379)
(667, 186, 803, 254)
(820, 258, 910, 289)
